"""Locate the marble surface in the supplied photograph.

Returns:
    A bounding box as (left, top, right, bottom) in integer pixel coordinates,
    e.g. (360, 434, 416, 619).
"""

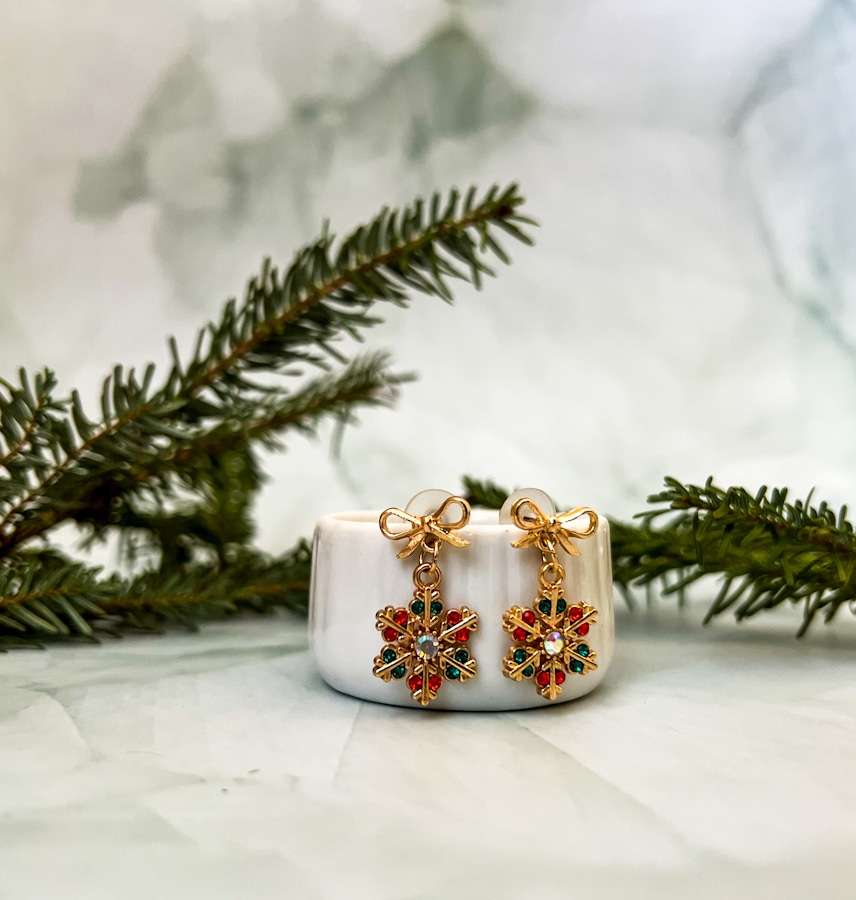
(2, 607, 855, 898)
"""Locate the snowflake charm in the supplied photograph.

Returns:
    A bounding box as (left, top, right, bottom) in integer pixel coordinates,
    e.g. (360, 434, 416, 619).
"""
(502, 585, 597, 701)
(372, 587, 478, 707)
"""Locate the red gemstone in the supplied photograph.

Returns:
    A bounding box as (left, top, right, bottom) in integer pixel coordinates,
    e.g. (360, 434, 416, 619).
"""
(512, 627, 527, 642)
(522, 609, 536, 625)
(428, 675, 442, 692)
(555, 669, 566, 685)
(408, 674, 423, 691)
(393, 608, 408, 626)
(536, 671, 551, 687)
(577, 622, 590, 636)
(456, 628, 470, 642)
(569, 606, 583, 621)
(382, 627, 397, 642)
(447, 610, 463, 626)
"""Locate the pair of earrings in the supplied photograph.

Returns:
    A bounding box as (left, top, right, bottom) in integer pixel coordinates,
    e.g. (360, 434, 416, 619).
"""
(371, 493, 599, 707)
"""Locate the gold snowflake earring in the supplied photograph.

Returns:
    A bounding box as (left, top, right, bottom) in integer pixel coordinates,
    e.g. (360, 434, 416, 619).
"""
(372, 495, 478, 707)
(502, 497, 599, 701)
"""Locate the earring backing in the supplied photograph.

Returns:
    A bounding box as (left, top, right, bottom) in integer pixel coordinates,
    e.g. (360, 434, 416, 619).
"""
(372, 494, 478, 707)
(502, 494, 599, 701)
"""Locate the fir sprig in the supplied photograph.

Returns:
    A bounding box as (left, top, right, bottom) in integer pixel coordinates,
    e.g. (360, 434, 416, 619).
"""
(621, 477, 856, 635)
(0, 184, 530, 558)
(463, 476, 856, 635)
(173, 183, 531, 405)
(0, 542, 311, 648)
(0, 184, 534, 646)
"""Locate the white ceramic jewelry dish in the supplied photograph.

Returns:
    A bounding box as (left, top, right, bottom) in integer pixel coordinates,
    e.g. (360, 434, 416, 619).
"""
(309, 496, 615, 712)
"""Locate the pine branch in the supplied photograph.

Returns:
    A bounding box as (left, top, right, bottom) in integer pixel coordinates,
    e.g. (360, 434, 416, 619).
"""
(0, 185, 533, 647)
(0, 369, 60, 470)
(0, 541, 311, 647)
(0, 364, 167, 549)
(462, 476, 856, 635)
(0, 368, 68, 504)
(0, 184, 533, 560)
(66, 352, 409, 532)
(622, 477, 856, 635)
(178, 351, 412, 453)
(173, 183, 533, 405)
(0, 551, 111, 640)
(98, 540, 312, 630)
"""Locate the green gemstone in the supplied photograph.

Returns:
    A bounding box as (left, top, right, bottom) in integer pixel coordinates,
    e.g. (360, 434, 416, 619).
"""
(446, 666, 461, 679)
(570, 659, 584, 673)
(513, 648, 528, 664)
(557, 598, 567, 613)
(522, 665, 535, 677)
(392, 665, 406, 679)
(454, 648, 469, 663)
(430, 600, 443, 615)
(411, 599, 425, 614)
(578, 644, 590, 657)
(382, 648, 396, 664)
(538, 598, 552, 614)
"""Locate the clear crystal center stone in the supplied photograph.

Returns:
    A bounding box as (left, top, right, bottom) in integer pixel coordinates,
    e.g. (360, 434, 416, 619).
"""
(414, 634, 440, 660)
(544, 631, 564, 656)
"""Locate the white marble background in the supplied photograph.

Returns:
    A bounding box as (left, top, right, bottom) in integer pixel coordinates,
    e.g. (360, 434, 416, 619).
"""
(3, 0, 856, 542)
(2, 2, 856, 897)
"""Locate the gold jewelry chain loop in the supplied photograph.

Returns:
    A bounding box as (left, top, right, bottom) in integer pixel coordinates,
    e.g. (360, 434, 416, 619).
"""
(416, 535, 441, 584)
(538, 559, 565, 590)
(536, 534, 560, 590)
(413, 561, 442, 589)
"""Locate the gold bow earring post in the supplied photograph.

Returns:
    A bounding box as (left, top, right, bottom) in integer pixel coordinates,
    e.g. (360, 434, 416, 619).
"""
(502, 498, 599, 701)
(372, 496, 478, 707)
